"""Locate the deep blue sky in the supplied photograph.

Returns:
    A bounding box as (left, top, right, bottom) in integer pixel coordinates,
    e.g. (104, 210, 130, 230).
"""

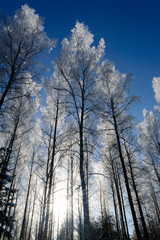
(1, 0, 160, 121)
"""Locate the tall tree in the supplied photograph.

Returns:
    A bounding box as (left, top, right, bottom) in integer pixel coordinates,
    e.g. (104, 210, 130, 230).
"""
(54, 21, 105, 240)
(97, 60, 142, 239)
(39, 77, 66, 239)
(0, 88, 39, 239)
(0, 4, 53, 111)
(19, 148, 35, 240)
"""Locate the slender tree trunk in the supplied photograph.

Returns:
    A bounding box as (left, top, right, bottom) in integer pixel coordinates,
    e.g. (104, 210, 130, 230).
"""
(4, 142, 21, 214)
(0, 116, 20, 239)
(111, 176, 121, 240)
(1, 143, 21, 238)
(41, 128, 52, 237)
(0, 68, 14, 110)
(38, 204, 43, 240)
(79, 130, 90, 240)
(112, 163, 128, 240)
(49, 193, 55, 240)
(28, 182, 37, 240)
(78, 189, 83, 240)
(99, 182, 104, 221)
(79, 92, 90, 240)
(85, 138, 89, 213)
(124, 142, 149, 240)
(151, 156, 160, 185)
(70, 155, 74, 240)
(9, 184, 19, 240)
(25, 195, 32, 238)
(66, 158, 70, 240)
(111, 100, 142, 240)
(0, 114, 19, 192)
(118, 170, 130, 240)
(44, 97, 59, 239)
(19, 152, 34, 240)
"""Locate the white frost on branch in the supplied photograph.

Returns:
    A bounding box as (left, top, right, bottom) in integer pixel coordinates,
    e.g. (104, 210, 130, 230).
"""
(137, 108, 160, 153)
(12, 4, 54, 52)
(152, 76, 160, 104)
(61, 21, 105, 70)
(14, 4, 44, 33)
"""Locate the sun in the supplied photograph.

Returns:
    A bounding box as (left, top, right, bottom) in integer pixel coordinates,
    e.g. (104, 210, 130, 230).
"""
(54, 193, 68, 224)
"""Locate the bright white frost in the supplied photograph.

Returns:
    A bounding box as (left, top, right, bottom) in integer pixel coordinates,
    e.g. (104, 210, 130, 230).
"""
(139, 77, 160, 150)
(0, 4, 53, 106)
(4, 4, 54, 54)
(96, 59, 135, 136)
(137, 109, 160, 155)
(152, 77, 160, 104)
(54, 21, 106, 124)
(137, 108, 160, 185)
(21, 72, 42, 110)
(14, 4, 44, 33)
(96, 59, 133, 104)
(61, 21, 105, 72)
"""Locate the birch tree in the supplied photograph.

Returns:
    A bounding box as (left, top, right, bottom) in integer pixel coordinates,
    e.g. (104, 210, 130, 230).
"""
(0, 4, 53, 111)
(97, 60, 144, 240)
(54, 21, 105, 240)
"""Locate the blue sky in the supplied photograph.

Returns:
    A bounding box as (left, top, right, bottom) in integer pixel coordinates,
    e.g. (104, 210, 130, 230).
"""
(1, 0, 160, 121)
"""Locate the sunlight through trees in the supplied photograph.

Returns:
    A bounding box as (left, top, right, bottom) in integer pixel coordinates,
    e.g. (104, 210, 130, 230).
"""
(0, 4, 160, 240)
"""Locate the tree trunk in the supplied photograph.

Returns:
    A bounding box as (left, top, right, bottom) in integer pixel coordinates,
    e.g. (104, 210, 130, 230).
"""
(70, 155, 74, 240)
(28, 182, 37, 240)
(111, 163, 128, 240)
(44, 97, 59, 239)
(111, 176, 121, 240)
(118, 170, 130, 240)
(78, 189, 83, 240)
(0, 113, 19, 192)
(79, 127, 90, 240)
(79, 90, 90, 240)
(66, 158, 70, 240)
(19, 152, 34, 240)
(124, 141, 149, 240)
(0, 67, 14, 110)
(41, 128, 52, 237)
(111, 100, 142, 240)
